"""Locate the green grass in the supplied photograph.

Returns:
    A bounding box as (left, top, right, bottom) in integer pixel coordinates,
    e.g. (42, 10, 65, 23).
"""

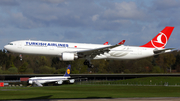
(1, 76, 180, 100)
(80, 77, 180, 85)
(0, 85, 180, 100)
(115, 77, 180, 85)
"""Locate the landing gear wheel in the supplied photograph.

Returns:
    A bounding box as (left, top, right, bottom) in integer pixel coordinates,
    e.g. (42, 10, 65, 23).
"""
(84, 60, 94, 68)
(84, 60, 89, 65)
(88, 64, 94, 68)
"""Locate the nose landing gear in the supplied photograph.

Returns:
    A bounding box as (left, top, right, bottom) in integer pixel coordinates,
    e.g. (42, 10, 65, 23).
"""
(19, 54, 22, 61)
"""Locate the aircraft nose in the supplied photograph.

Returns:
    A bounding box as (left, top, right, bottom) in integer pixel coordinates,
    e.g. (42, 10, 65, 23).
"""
(4, 45, 11, 52)
(4, 45, 8, 50)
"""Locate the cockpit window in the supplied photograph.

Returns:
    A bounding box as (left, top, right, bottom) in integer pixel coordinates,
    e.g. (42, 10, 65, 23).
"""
(8, 43, 13, 45)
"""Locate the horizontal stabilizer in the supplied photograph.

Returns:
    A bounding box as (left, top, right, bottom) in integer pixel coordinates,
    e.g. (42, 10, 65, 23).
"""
(153, 48, 174, 54)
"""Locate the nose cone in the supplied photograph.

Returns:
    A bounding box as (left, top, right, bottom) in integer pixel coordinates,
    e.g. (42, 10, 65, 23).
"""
(4, 45, 12, 52)
(4, 45, 8, 50)
(4, 45, 7, 50)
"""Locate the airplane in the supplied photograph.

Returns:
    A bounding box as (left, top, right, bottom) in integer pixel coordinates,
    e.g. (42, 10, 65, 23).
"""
(28, 65, 75, 87)
(4, 26, 174, 68)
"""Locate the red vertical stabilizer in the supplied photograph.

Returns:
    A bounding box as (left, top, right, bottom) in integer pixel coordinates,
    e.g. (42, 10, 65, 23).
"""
(140, 26, 174, 48)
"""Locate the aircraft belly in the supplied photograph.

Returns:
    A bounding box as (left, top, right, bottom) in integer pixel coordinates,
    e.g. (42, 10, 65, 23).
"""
(94, 48, 154, 60)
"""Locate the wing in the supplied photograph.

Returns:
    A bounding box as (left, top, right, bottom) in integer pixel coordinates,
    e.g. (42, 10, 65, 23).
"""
(77, 40, 125, 59)
(33, 80, 43, 87)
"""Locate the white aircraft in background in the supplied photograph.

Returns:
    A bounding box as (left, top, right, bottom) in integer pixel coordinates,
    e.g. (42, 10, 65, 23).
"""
(4, 26, 174, 68)
(28, 65, 74, 87)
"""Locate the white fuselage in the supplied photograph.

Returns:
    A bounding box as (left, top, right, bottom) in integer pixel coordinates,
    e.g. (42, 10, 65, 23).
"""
(28, 76, 70, 84)
(4, 40, 156, 60)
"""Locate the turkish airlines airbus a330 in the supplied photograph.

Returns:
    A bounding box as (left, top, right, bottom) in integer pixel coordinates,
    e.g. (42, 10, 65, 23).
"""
(4, 26, 174, 68)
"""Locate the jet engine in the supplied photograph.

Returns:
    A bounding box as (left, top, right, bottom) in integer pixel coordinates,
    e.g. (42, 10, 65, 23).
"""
(28, 80, 33, 84)
(59, 53, 78, 61)
(56, 80, 63, 84)
(69, 79, 75, 83)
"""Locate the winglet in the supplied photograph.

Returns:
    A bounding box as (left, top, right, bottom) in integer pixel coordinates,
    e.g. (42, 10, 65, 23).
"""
(64, 65, 71, 77)
(140, 26, 174, 48)
(118, 40, 125, 45)
(103, 42, 108, 45)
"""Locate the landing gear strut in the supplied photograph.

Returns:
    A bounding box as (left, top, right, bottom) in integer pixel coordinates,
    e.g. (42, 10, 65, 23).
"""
(84, 60, 94, 68)
(19, 54, 22, 61)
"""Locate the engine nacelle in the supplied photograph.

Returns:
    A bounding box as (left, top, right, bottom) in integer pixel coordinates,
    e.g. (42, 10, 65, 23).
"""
(60, 53, 78, 61)
(69, 79, 75, 83)
(57, 80, 63, 84)
(28, 80, 33, 84)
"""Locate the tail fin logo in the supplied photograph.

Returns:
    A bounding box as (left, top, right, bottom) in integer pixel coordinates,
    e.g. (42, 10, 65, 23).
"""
(151, 32, 167, 48)
(67, 69, 70, 74)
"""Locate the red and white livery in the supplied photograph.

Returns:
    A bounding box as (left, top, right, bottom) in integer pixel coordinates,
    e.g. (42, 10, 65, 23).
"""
(4, 27, 175, 68)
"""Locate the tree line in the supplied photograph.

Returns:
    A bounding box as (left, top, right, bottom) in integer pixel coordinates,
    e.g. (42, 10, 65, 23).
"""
(0, 49, 180, 74)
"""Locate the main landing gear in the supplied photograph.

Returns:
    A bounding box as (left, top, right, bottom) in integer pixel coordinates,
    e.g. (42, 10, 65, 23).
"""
(84, 60, 94, 68)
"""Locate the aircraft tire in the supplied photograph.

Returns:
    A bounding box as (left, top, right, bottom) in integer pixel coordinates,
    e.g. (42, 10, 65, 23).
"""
(88, 64, 94, 68)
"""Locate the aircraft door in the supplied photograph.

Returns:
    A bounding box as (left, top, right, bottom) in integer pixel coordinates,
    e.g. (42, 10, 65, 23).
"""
(18, 42, 23, 49)
(138, 48, 142, 55)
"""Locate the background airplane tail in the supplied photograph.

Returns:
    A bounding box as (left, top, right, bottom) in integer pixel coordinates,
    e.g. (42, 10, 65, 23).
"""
(140, 26, 174, 48)
(64, 65, 71, 77)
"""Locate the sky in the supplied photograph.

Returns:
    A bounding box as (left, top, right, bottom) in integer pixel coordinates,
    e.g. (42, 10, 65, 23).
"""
(0, 0, 180, 49)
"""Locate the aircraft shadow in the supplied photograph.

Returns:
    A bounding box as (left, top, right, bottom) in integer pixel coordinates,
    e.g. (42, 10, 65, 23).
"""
(86, 97, 112, 99)
(26, 95, 53, 100)
(14, 95, 112, 100)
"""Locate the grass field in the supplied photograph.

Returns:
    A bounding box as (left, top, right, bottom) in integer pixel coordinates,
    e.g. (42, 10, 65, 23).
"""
(1, 84, 180, 100)
(115, 76, 180, 85)
(0, 77, 180, 100)
(79, 76, 180, 86)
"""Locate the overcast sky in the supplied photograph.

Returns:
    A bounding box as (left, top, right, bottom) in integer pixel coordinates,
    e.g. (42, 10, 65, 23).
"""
(0, 0, 180, 49)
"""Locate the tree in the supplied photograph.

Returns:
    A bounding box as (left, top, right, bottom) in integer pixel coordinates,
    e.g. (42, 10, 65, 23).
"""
(18, 62, 28, 73)
(56, 68, 66, 74)
(7, 67, 18, 74)
(152, 66, 163, 73)
(0, 68, 2, 74)
(25, 68, 34, 74)
(92, 59, 108, 73)
(173, 53, 180, 71)
(39, 56, 50, 66)
(38, 66, 56, 74)
(71, 59, 88, 74)
(154, 53, 176, 73)
(163, 53, 176, 72)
